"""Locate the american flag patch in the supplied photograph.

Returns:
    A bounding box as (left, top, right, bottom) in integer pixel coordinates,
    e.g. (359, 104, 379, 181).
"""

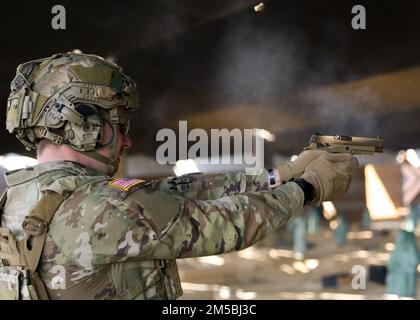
(108, 178, 146, 191)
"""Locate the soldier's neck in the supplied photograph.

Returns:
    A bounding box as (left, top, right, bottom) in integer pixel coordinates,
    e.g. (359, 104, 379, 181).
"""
(37, 143, 107, 174)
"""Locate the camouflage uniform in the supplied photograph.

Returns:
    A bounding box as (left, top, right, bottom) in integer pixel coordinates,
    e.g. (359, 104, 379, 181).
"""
(2, 161, 303, 299)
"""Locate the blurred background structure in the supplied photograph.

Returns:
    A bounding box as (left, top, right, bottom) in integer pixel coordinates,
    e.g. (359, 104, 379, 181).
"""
(0, 0, 419, 299)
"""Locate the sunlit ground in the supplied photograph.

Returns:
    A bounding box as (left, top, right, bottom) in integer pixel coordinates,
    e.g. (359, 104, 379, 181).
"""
(177, 225, 420, 300)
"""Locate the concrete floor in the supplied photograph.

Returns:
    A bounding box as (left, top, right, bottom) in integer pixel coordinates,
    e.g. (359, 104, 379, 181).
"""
(177, 225, 420, 300)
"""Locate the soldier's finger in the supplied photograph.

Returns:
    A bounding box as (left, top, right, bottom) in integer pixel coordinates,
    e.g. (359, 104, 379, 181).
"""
(324, 153, 353, 163)
(334, 157, 359, 174)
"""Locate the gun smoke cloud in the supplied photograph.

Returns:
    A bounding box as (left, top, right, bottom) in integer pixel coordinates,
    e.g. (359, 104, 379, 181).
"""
(211, 6, 382, 136)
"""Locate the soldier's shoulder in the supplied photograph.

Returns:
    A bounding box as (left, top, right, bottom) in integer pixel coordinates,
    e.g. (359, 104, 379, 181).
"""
(89, 177, 183, 236)
(55, 177, 152, 212)
(52, 177, 153, 233)
(49, 176, 152, 215)
(51, 176, 182, 244)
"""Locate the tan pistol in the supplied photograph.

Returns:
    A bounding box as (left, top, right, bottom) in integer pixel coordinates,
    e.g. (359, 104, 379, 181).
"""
(304, 133, 384, 155)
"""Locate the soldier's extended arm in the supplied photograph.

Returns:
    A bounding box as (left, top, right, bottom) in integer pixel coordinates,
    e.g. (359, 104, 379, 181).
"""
(149, 133, 381, 201)
(49, 152, 357, 266)
(151, 170, 270, 201)
(58, 181, 304, 264)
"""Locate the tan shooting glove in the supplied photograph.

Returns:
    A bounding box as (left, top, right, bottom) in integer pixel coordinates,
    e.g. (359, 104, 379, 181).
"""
(300, 153, 359, 206)
(277, 150, 329, 183)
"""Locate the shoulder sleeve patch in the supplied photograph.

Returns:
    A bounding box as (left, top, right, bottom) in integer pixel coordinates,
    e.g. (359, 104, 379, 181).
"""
(125, 187, 181, 236)
(108, 178, 147, 191)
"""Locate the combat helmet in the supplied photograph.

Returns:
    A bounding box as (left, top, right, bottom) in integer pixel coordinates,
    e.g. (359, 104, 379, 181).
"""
(6, 51, 139, 175)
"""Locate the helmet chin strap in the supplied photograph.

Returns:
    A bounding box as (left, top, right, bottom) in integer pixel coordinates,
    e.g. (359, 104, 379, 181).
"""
(83, 123, 121, 176)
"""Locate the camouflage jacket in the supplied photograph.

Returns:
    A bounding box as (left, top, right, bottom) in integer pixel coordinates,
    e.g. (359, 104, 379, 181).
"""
(1, 161, 304, 300)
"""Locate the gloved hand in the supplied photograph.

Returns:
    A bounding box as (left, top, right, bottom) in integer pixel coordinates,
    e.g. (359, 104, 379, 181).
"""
(300, 153, 359, 206)
(277, 150, 329, 182)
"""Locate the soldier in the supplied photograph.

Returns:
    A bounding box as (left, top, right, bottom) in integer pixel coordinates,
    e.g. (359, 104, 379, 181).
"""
(0, 52, 358, 300)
